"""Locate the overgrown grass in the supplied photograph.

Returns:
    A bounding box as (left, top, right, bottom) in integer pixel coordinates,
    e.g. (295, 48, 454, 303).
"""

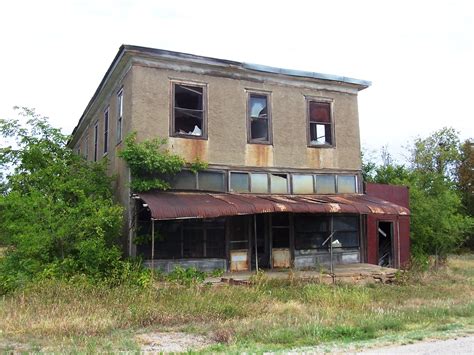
(1, 255, 473, 352)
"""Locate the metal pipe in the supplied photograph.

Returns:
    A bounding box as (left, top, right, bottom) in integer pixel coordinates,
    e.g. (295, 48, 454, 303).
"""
(322, 231, 337, 281)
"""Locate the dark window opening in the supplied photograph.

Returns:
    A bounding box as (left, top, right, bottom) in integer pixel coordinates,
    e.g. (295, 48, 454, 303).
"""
(333, 216, 359, 248)
(294, 215, 330, 249)
(248, 94, 270, 143)
(173, 84, 204, 137)
(309, 101, 332, 146)
(137, 217, 225, 259)
(93, 122, 98, 162)
(272, 213, 290, 248)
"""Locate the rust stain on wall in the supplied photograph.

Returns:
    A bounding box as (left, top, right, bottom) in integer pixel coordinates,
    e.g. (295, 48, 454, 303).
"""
(245, 144, 274, 167)
(306, 148, 321, 168)
(272, 248, 291, 268)
(169, 138, 209, 162)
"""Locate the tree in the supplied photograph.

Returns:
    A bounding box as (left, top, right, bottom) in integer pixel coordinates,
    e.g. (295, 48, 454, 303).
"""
(0, 107, 133, 293)
(458, 139, 474, 247)
(410, 127, 461, 181)
(363, 128, 473, 262)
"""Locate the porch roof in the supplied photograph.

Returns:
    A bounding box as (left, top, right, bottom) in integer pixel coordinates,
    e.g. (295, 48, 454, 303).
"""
(137, 192, 410, 220)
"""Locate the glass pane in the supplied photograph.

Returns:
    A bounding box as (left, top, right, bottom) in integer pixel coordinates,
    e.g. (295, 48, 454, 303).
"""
(292, 175, 314, 194)
(338, 175, 357, 193)
(333, 216, 359, 232)
(270, 174, 288, 193)
(250, 118, 269, 141)
(294, 215, 330, 250)
(230, 172, 249, 192)
(170, 170, 196, 190)
(334, 231, 359, 248)
(198, 171, 225, 192)
(309, 101, 330, 123)
(249, 95, 267, 118)
(251, 173, 269, 193)
(316, 175, 336, 194)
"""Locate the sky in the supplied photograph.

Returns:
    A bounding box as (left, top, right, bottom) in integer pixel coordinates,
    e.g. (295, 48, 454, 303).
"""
(0, 0, 472, 163)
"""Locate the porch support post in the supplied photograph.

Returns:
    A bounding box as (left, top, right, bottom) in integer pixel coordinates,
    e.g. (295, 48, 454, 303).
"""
(254, 215, 259, 272)
(151, 218, 155, 278)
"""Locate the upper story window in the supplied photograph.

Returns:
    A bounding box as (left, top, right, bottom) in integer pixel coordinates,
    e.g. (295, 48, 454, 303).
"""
(171, 82, 207, 138)
(117, 89, 123, 143)
(103, 108, 109, 155)
(248, 92, 271, 144)
(307, 100, 333, 147)
(93, 121, 99, 162)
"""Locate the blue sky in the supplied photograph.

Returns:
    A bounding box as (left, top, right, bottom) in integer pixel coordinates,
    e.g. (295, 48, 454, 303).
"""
(0, 0, 472, 163)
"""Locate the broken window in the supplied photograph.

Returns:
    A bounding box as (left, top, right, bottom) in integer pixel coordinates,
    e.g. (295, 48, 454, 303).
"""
(248, 93, 271, 143)
(308, 101, 332, 146)
(337, 175, 357, 193)
(172, 83, 206, 137)
(333, 216, 359, 248)
(230, 172, 250, 192)
(198, 171, 226, 192)
(270, 173, 289, 194)
(250, 173, 269, 193)
(292, 174, 315, 194)
(315, 174, 336, 194)
(294, 215, 330, 249)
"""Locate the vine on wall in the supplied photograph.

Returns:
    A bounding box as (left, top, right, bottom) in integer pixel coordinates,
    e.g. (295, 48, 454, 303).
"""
(118, 132, 208, 192)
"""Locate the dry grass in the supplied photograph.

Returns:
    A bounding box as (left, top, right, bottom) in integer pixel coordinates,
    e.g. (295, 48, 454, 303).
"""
(1, 255, 473, 352)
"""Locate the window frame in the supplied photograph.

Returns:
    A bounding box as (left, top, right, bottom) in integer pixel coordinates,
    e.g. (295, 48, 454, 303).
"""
(170, 80, 208, 140)
(306, 97, 335, 148)
(246, 90, 273, 145)
(116, 88, 124, 144)
(103, 106, 109, 156)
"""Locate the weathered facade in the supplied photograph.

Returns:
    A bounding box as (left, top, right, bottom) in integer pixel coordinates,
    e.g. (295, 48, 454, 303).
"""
(69, 45, 410, 272)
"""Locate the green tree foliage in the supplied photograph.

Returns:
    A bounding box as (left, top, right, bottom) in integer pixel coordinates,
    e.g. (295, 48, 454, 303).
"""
(457, 140, 474, 246)
(118, 132, 209, 192)
(362, 128, 473, 261)
(0, 108, 148, 293)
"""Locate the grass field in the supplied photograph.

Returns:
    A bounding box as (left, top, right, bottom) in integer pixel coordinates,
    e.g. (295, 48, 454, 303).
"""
(0, 255, 473, 352)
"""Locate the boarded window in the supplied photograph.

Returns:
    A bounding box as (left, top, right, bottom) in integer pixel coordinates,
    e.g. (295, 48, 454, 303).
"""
(315, 175, 336, 194)
(170, 170, 197, 190)
(230, 172, 250, 193)
(270, 174, 288, 194)
(308, 101, 332, 146)
(251, 173, 269, 193)
(248, 93, 271, 143)
(198, 171, 226, 192)
(337, 175, 357, 193)
(292, 174, 314, 194)
(173, 83, 205, 137)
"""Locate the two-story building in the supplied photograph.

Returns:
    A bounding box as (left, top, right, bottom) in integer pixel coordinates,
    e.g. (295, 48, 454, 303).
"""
(68, 45, 410, 272)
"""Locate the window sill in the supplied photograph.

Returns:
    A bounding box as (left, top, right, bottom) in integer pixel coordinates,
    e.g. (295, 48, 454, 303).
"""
(170, 134, 208, 141)
(247, 141, 273, 146)
(307, 143, 335, 149)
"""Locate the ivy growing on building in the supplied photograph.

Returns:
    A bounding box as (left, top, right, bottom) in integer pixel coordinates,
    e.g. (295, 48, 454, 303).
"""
(118, 132, 208, 192)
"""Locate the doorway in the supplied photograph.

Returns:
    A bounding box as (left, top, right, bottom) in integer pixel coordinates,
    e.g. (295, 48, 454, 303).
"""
(251, 214, 270, 269)
(378, 221, 393, 267)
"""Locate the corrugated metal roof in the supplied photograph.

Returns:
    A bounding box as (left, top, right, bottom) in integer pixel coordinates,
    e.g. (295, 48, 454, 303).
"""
(138, 192, 410, 220)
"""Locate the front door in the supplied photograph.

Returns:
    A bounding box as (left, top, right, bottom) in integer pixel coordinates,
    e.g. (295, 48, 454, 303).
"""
(251, 214, 270, 269)
(378, 221, 393, 267)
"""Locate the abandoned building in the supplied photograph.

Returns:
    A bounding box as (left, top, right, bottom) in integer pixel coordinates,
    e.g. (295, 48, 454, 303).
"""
(68, 45, 410, 273)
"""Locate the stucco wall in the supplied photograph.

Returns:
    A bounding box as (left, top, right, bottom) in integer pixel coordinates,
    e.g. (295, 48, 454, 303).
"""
(130, 64, 362, 171)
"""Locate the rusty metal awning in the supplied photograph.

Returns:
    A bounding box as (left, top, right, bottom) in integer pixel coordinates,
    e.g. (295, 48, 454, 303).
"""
(137, 192, 410, 220)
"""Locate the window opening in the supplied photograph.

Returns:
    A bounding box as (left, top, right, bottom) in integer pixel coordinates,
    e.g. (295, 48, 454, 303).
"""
(309, 101, 332, 145)
(173, 84, 204, 137)
(248, 93, 270, 143)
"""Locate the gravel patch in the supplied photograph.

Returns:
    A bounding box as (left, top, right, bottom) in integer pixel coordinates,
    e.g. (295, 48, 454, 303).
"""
(136, 331, 214, 353)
